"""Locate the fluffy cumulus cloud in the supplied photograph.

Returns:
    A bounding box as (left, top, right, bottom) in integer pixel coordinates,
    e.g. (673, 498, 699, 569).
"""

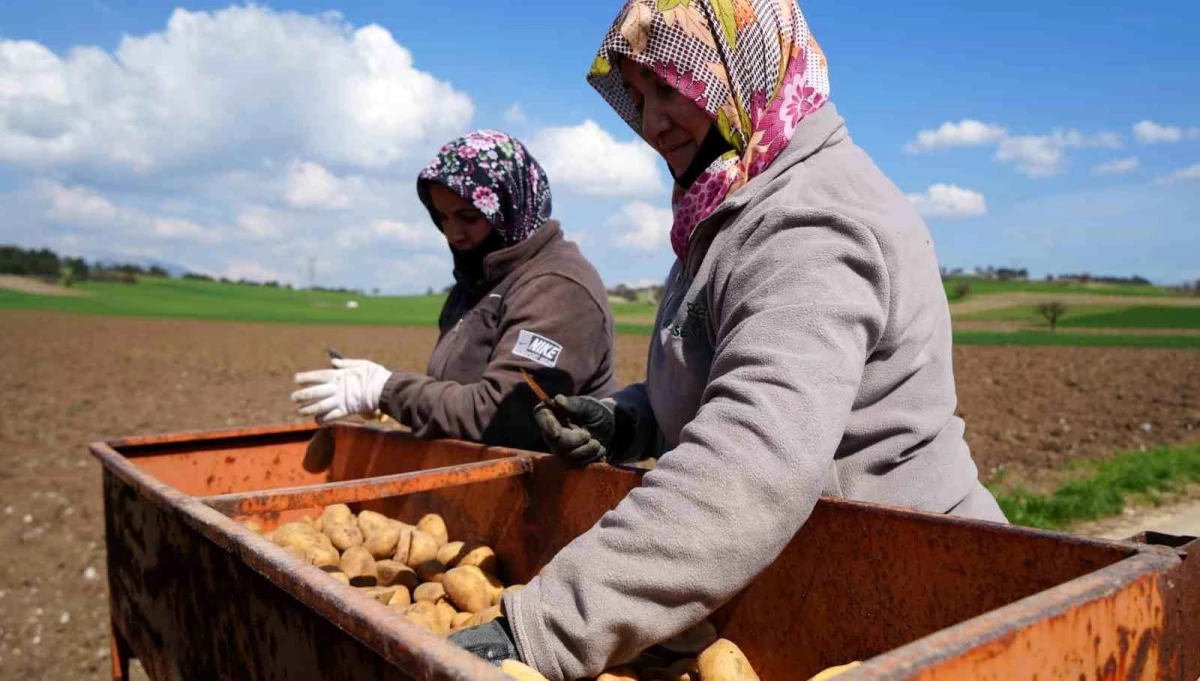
(530, 120, 666, 198)
(904, 120, 1007, 154)
(283, 161, 350, 210)
(1093, 157, 1140, 175)
(608, 201, 674, 250)
(906, 118, 1124, 178)
(994, 129, 1121, 177)
(0, 6, 477, 292)
(504, 104, 527, 125)
(1133, 120, 1199, 144)
(905, 184, 987, 219)
(1158, 164, 1200, 185)
(0, 6, 473, 173)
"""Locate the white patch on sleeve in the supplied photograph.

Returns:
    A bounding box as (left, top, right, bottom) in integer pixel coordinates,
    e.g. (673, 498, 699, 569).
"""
(512, 329, 563, 368)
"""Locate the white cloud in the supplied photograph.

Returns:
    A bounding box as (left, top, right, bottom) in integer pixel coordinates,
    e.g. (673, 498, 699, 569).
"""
(995, 136, 1065, 177)
(0, 5, 473, 172)
(153, 217, 223, 243)
(1158, 164, 1200, 185)
(903, 120, 1007, 154)
(905, 184, 987, 220)
(1134, 120, 1183, 144)
(224, 260, 285, 283)
(38, 180, 127, 226)
(284, 160, 349, 210)
(235, 207, 284, 240)
(337, 219, 437, 250)
(1093, 157, 1140, 175)
(530, 120, 666, 198)
(504, 104, 526, 125)
(608, 201, 674, 250)
(994, 130, 1120, 178)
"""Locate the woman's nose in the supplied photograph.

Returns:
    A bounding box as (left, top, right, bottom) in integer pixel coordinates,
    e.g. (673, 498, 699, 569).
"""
(641, 97, 672, 148)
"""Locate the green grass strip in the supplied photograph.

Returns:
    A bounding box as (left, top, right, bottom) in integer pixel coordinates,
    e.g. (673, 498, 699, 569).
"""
(989, 443, 1200, 530)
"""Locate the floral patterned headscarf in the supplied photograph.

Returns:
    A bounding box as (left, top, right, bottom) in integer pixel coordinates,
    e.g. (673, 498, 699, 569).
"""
(587, 0, 830, 260)
(417, 130, 552, 246)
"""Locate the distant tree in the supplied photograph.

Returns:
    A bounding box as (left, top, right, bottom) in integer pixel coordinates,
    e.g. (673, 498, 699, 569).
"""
(147, 266, 169, 277)
(952, 283, 972, 301)
(1036, 301, 1068, 331)
(424, 287, 433, 296)
(183, 272, 215, 282)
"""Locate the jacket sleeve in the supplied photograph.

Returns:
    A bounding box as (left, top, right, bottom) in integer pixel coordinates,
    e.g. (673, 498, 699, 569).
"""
(505, 217, 891, 681)
(380, 274, 613, 451)
(602, 383, 661, 463)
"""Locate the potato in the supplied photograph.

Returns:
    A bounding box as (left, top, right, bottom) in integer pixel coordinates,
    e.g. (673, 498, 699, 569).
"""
(339, 546, 378, 587)
(464, 604, 501, 628)
(436, 541, 466, 566)
(417, 560, 448, 584)
(357, 510, 391, 538)
(458, 544, 498, 574)
(435, 600, 457, 631)
(319, 504, 353, 527)
(807, 661, 862, 681)
(417, 514, 449, 547)
(450, 612, 474, 630)
(406, 601, 444, 632)
(387, 587, 412, 609)
(375, 560, 418, 589)
(272, 521, 319, 546)
(304, 545, 341, 570)
(327, 570, 351, 586)
(242, 519, 264, 533)
(661, 620, 717, 655)
(413, 582, 447, 604)
(357, 586, 398, 605)
(364, 523, 402, 559)
(406, 530, 440, 568)
(325, 521, 365, 552)
(312, 516, 324, 533)
(597, 667, 640, 681)
(499, 660, 548, 681)
(696, 639, 759, 681)
(392, 526, 416, 565)
(443, 566, 491, 614)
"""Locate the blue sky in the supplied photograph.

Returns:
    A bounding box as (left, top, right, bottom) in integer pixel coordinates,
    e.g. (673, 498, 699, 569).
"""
(2, 0, 1197, 292)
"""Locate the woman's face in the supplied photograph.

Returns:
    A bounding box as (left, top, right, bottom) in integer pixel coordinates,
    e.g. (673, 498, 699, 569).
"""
(619, 59, 712, 176)
(428, 183, 493, 251)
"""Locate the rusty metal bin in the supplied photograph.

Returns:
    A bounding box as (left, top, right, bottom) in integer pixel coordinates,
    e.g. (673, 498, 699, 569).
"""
(91, 423, 1199, 681)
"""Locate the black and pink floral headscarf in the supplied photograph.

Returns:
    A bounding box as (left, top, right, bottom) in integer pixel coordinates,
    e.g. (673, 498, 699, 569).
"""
(417, 130, 552, 246)
(587, 0, 830, 260)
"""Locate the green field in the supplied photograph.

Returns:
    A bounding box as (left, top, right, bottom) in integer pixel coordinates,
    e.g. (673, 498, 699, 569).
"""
(0, 278, 448, 327)
(941, 276, 1186, 299)
(4, 275, 1199, 348)
(961, 305, 1200, 330)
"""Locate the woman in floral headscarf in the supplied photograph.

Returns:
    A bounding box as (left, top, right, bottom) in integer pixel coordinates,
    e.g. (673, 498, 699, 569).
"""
(290, 130, 618, 452)
(448, 2, 1006, 679)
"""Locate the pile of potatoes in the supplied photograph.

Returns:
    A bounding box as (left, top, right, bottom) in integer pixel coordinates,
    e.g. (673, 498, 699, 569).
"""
(264, 504, 513, 635)
(262, 506, 855, 681)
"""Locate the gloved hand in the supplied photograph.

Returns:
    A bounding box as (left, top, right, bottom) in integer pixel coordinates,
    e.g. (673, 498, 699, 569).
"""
(446, 618, 520, 665)
(533, 395, 630, 465)
(290, 358, 391, 422)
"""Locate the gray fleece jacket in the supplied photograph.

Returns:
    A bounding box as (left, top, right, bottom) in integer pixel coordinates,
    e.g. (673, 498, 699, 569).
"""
(505, 103, 1007, 680)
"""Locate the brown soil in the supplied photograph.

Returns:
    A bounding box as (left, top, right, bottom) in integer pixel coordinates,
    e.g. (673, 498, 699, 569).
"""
(0, 275, 87, 297)
(1, 309, 1197, 679)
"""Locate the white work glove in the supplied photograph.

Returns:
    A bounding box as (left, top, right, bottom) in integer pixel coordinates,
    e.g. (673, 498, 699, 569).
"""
(290, 358, 391, 422)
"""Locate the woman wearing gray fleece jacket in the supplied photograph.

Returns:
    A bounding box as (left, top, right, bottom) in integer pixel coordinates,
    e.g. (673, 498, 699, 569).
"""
(448, 2, 1007, 679)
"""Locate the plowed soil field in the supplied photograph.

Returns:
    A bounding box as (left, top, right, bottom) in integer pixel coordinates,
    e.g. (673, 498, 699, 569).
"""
(1, 309, 1197, 679)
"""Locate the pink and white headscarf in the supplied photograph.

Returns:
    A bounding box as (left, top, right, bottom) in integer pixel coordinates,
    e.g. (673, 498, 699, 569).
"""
(587, 0, 831, 260)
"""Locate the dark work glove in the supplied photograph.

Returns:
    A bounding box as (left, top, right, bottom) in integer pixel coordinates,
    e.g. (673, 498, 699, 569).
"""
(533, 395, 633, 465)
(447, 618, 519, 665)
